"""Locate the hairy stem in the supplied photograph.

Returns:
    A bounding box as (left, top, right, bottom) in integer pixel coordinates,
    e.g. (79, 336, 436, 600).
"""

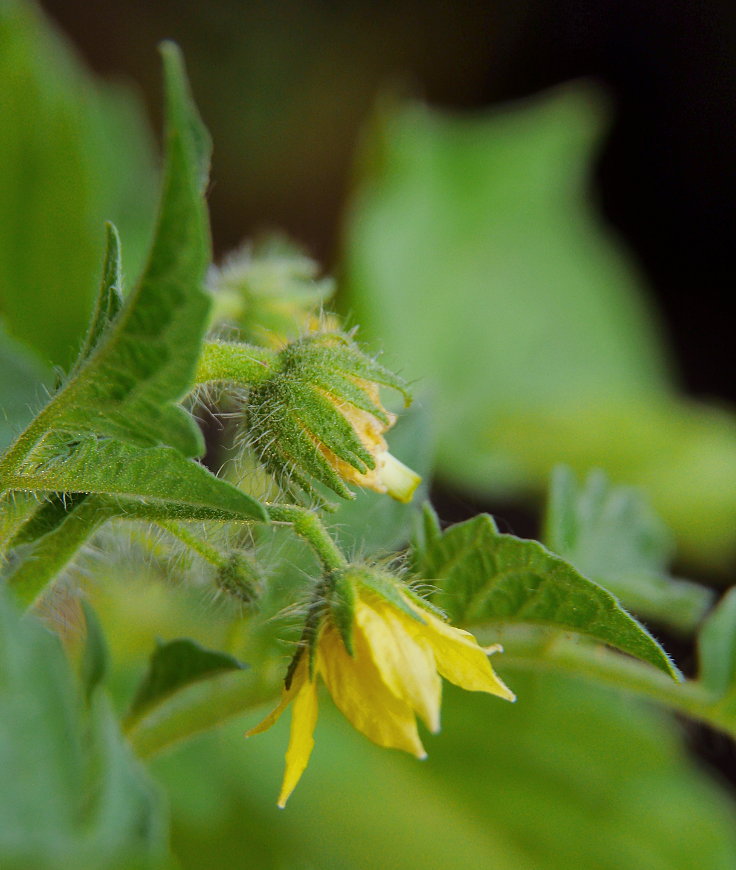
(266, 503, 347, 574)
(482, 624, 736, 738)
(157, 519, 225, 568)
(194, 340, 276, 387)
(6, 495, 114, 608)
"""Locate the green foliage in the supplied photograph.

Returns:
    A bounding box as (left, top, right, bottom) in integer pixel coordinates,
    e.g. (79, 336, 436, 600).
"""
(128, 638, 246, 722)
(0, 0, 156, 369)
(81, 599, 110, 701)
(152, 674, 736, 870)
(0, 319, 52, 450)
(544, 466, 712, 632)
(413, 505, 678, 678)
(343, 85, 736, 568)
(1, 9, 734, 867)
(0, 42, 266, 603)
(698, 590, 736, 704)
(3, 495, 113, 607)
(0, 588, 169, 870)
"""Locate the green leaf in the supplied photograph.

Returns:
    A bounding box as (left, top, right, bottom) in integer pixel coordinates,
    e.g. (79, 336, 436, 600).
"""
(698, 588, 736, 699)
(543, 466, 712, 633)
(413, 508, 678, 679)
(152, 672, 736, 870)
(5, 436, 265, 519)
(1, 445, 264, 606)
(344, 86, 668, 477)
(73, 223, 124, 370)
(0, 317, 52, 451)
(0, 0, 156, 369)
(81, 599, 109, 702)
(343, 86, 736, 569)
(0, 45, 268, 559)
(43, 44, 212, 458)
(0, 586, 169, 869)
(128, 637, 246, 722)
(0, 41, 212, 486)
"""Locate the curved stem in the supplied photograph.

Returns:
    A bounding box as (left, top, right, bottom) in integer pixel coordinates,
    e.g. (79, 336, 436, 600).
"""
(480, 624, 736, 739)
(194, 340, 276, 387)
(266, 503, 347, 574)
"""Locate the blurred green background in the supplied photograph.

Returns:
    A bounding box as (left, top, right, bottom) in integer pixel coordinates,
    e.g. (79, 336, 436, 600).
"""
(2, 0, 736, 867)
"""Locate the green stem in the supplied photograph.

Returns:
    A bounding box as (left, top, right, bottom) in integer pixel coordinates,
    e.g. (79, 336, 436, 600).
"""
(6, 495, 114, 608)
(483, 624, 736, 739)
(157, 520, 225, 568)
(194, 340, 276, 387)
(266, 503, 347, 574)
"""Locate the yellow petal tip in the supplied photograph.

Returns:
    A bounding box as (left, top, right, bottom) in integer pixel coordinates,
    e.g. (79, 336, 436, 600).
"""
(380, 453, 422, 503)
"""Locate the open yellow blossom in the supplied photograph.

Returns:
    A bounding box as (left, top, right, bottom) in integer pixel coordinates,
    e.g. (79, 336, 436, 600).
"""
(247, 581, 514, 807)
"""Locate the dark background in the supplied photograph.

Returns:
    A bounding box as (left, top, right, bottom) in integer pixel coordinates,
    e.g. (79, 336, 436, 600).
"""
(41, 0, 736, 406)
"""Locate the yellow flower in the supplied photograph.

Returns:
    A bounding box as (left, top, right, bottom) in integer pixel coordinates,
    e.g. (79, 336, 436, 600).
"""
(247, 580, 514, 807)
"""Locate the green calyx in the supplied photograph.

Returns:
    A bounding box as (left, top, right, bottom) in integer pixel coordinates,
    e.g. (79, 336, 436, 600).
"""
(246, 331, 411, 500)
(327, 565, 428, 658)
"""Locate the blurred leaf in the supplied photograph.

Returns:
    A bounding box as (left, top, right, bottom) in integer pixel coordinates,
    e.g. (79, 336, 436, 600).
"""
(0, 0, 156, 369)
(81, 599, 109, 701)
(343, 85, 736, 568)
(344, 84, 669, 475)
(0, 317, 52, 450)
(543, 466, 712, 633)
(0, 587, 169, 869)
(152, 672, 736, 870)
(128, 637, 246, 722)
(698, 588, 736, 700)
(432, 672, 736, 870)
(413, 506, 678, 678)
(489, 398, 736, 571)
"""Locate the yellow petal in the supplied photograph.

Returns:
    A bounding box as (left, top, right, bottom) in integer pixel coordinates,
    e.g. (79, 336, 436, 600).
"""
(355, 597, 441, 732)
(407, 606, 516, 702)
(378, 452, 422, 504)
(245, 657, 307, 737)
(277, 675, 319, 808)
(317, 624, 426, 758)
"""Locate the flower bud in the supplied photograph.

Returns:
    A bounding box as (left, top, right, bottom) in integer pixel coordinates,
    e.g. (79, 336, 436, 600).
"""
(214, 551, 262, 608)
(246, 332, 420, 502)
(207, 236, 336, 347)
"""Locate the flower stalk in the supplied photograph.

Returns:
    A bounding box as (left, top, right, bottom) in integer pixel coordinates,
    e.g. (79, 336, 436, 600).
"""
(194, 340, 276, 387)
(266, 504, 347, 574)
